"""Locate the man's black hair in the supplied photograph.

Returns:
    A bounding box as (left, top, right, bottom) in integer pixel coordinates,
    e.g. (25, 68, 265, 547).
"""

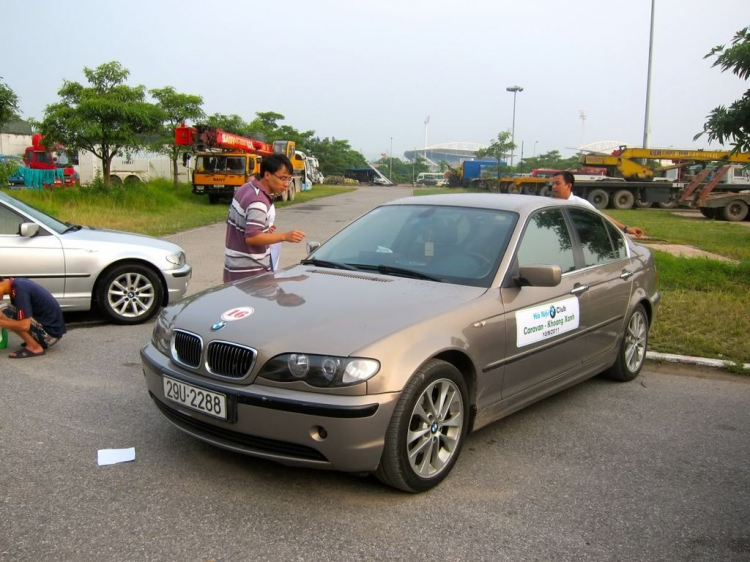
(260, 154, 293, 177)
(552, 170, 575, 187)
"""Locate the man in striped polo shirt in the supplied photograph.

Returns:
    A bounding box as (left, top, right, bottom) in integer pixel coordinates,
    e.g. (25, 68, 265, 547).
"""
(223, 154, 306, 282)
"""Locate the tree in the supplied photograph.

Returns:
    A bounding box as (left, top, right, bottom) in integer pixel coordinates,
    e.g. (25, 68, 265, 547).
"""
(312, 137, 367, 177)
(204, 113, 254, 137)
(39, 61, 162, 185)
(475, 131, 516, 180)
(150, 86, 204, 186)
(517, 150, 582, 173)
(0, 77, 20, 129)
(695, 26, 750, 153)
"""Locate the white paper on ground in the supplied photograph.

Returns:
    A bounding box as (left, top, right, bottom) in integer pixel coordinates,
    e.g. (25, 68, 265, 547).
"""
(97, 447, 136, 466)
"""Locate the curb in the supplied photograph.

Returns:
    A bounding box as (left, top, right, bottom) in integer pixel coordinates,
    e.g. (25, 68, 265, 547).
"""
(646, 351, 750, 371)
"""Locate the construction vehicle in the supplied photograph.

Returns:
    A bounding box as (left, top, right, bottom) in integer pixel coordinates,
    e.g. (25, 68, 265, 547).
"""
(575, 147, 750, 215)
(176, 124, 300, 204)
(291, 149, 323, 191)
(21, 134, 77, 187)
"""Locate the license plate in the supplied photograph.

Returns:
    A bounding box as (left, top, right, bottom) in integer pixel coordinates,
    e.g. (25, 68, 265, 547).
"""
(162, 376, 227, 421)
(213, 184, 224, 188)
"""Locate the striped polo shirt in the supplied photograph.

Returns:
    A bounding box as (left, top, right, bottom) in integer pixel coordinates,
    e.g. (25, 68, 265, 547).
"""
(223, 178, 274, 282)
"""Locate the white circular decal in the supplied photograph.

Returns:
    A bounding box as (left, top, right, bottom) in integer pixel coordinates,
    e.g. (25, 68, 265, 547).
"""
(221, 307, 255, 321)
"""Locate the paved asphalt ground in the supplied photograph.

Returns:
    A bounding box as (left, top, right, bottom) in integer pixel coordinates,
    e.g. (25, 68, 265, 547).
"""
(1, 186, 749, 561)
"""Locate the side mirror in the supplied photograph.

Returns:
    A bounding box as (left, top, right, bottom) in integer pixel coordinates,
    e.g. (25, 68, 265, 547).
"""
(19, 222, 40, 238)
(306, 241, 321, 255)
(514, 265, 562, 288)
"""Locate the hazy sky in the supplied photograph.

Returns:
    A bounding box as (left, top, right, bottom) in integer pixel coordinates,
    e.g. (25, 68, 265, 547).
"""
(4, 0, 748, 160)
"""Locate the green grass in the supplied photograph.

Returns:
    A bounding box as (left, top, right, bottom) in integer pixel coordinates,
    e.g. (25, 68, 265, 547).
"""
(607, 209, 750, 262)
(3, 181, 355, 237)
(649, 251, 749, 363)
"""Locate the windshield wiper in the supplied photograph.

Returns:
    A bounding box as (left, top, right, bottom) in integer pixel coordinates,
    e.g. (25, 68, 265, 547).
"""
(62, 224, 83, 233)
(353, 264, 442, 282)
(301, 258, 359, 271)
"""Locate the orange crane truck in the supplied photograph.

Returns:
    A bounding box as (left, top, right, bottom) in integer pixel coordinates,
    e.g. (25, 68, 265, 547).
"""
(176, 124, 300, 204)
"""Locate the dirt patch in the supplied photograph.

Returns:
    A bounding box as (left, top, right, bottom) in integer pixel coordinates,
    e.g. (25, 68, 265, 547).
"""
(640, 242, 738, 263)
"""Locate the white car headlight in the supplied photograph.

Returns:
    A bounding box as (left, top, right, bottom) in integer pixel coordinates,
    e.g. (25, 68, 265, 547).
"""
(166, 251, 186, 268)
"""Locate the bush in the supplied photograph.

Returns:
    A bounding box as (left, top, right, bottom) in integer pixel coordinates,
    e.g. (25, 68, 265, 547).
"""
(325, 176, 359, 186)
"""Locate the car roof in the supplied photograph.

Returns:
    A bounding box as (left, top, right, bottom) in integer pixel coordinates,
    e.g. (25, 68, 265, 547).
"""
(382, 193, 579, 215)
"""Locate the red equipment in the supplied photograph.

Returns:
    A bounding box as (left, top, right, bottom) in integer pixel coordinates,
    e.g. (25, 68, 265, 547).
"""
(23, 134, 76, 186)
(175, 124, 273, 156)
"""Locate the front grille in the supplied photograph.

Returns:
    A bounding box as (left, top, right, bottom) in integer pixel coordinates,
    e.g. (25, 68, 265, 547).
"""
(207, 341, 256, 379)
(173, 330, 202, 368)
(151, 393, 327, 462)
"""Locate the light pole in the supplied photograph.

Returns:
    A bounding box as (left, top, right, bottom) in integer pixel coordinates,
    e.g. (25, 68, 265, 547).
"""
(642, 0, 655, 148)
(533, 140, 538, 158)
(412, 147, 416, 185)
(506, 85, 523, 168)
(389, 137, 393, 181)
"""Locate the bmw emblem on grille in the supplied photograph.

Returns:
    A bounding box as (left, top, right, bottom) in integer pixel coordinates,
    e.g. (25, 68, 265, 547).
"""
(211, 321, 226, 332)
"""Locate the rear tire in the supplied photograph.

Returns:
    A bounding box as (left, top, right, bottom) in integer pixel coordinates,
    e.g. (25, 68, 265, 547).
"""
(721, 200, 748, 222)
(699, 207, 716, 218)
(612, 189, 635, 210)
(603, 304, 648, 382)
(587, 188, 609, 209)
(657, 199, 678, 209)
(374, 359, 469, 492)
(537, 185, 552, 198)
(635, 194, 653, 208)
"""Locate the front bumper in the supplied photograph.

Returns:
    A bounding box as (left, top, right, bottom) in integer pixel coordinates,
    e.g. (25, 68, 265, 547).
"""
(164, 265, 192, 303)
(140, 343, 400, 472)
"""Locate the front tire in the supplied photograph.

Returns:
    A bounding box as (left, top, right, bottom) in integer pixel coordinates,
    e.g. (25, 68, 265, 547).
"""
(603, 304, 648, 382)
(375, 359, 469, 492)
(97, 263, 164, 324)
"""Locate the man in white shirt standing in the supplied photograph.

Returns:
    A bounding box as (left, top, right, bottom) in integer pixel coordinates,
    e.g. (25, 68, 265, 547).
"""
(551, 171, 645, 238)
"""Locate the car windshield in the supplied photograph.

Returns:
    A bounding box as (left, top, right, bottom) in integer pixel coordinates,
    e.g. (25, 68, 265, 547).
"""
(0, 191, 69, 234)
(310, 204, 517, 287)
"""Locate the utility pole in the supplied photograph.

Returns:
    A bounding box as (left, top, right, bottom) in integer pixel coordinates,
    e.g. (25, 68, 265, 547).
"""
(506, 86, 523, 168)
(423, 115, 430, 160)
(389, 137, 393, 181)
(643, 0, 655, 148)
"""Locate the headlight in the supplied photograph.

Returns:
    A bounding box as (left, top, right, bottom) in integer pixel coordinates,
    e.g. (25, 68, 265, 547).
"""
(151, 309, 174, 356)
(258, 354, 380, 387)
(166, 251, 186, 267)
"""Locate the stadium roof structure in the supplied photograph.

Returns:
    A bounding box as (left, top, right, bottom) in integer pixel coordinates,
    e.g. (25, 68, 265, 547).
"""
(403, 142, 488, 167)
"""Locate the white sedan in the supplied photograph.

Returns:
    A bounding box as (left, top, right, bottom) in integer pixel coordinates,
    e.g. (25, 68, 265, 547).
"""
(0, 190, 192, 324)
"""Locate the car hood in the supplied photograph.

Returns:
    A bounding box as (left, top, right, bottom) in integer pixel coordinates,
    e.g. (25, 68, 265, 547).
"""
(170, 265, 486, 357)
(60, 226, 183, 253)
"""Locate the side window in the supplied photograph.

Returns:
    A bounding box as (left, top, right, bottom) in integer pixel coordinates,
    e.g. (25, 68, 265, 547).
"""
(604, 220, 628, 260)
(568, 208, 617, 267)
(0, 205, 23, 235)
(517, 209, 576, 273)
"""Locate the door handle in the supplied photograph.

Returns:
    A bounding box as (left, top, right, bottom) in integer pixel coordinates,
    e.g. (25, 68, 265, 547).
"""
(570, 284, 589, 295)
(620, 270, 634, 279)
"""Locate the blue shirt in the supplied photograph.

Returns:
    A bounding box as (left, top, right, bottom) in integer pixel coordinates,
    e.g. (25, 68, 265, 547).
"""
(10, 278, 67, 337)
